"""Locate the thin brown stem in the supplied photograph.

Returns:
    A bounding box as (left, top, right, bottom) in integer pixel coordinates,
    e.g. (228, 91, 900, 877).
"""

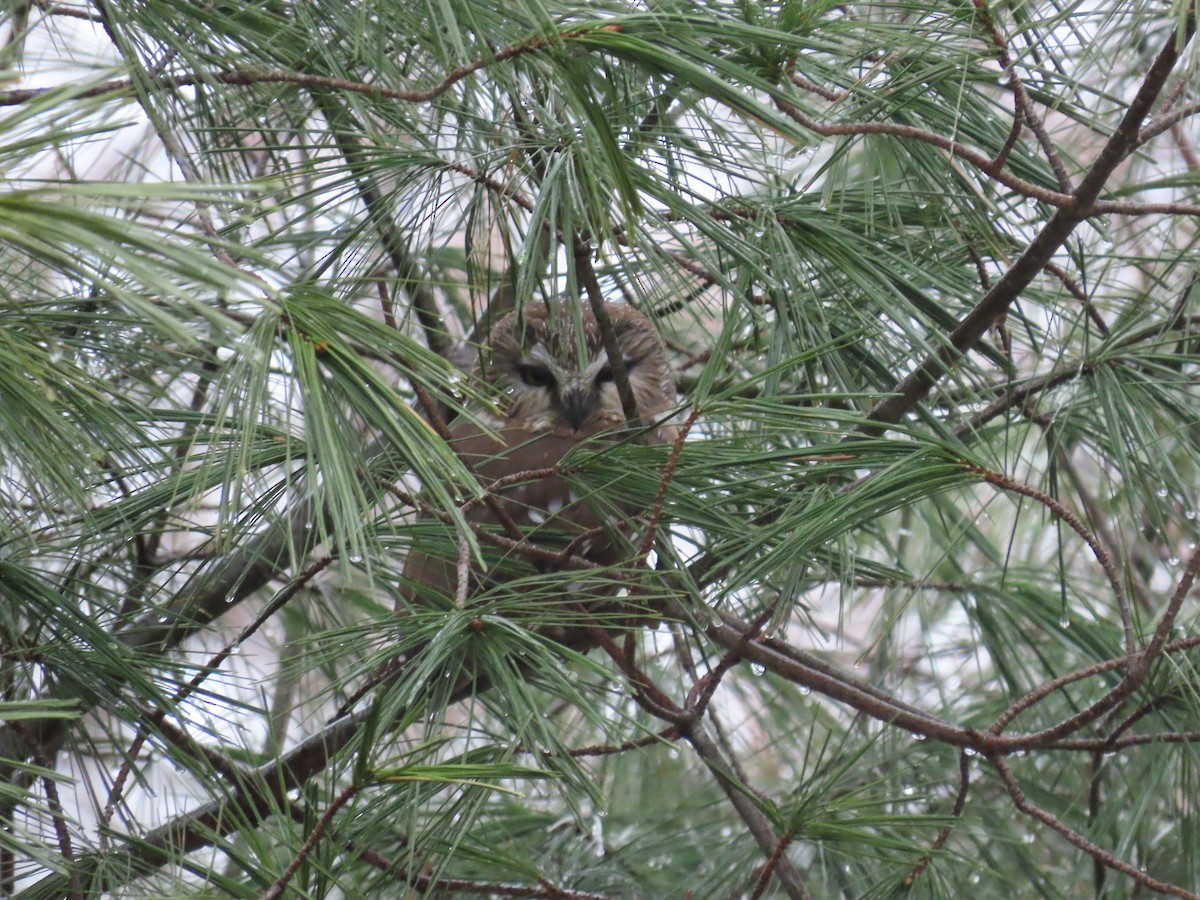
(965, 462, 1134, 654)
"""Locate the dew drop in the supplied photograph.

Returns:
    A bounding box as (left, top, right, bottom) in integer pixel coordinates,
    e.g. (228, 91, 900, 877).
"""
(750, 662, 766, 677)
(1059, 617, 1071, 629)
(1156, 488, 1169, 499)
(798, 686, 811, 696)
(911, 732, 927, 742)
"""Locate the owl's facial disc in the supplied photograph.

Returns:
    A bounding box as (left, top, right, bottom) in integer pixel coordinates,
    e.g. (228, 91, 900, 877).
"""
(512, 350, 638, 432)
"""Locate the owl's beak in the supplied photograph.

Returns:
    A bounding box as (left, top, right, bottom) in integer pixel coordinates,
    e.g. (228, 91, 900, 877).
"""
(560, 388, 590, 431)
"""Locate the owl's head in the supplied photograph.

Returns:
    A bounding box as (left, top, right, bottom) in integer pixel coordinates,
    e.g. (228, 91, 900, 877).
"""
(480, 301, 675, 437)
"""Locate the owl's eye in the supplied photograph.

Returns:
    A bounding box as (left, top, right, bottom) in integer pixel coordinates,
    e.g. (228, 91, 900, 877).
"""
(517, 363, 557, 389)
(595, 358, 635, 387)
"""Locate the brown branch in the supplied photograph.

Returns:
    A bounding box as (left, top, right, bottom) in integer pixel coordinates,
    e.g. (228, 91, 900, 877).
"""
(1043, 261, 1110, 336)
(103, 556, 333, 826)
(573, 729, 679, 756)
(991, 653, 1127, 731)
(1170, 122, 1200, 170)
(694, 606, 968, 745)
(749, 829, 796, 900)
(574, 240, 641, 425)
(636, 407, 699, 562)
(991, 755, 1199, 898)
(1088, 746, 1106, 894)
(32, 0, 102, 20)
(589, 627, 685, 723)
(684, 726, 810, 899)
(351, 839, 618, 900)
(970, 0, 1074, 190)
(788, 69, 845, 103)
(38, 763, 79, 899)
(993, 630, 1200, 734)
(774, 97, 1075, 206)
(454, 534, 471, 608)
(684, 605, 774, 725)
(1054, 444, 1155, 614)
(854, 13, 1196, 432)
(0, 24, 617, 108)
(992, 542, 1199, 746)
(260, 783, 360, 900)
(1139, 98, 1200, 147)
(959, 305, 1200, 436)
(1050, 731, 1200, 751)
(587, 625, 809, 898)
(905, 751, 971, 888)
(1141, 542, 1200, 663)
(1090, 198, 1200, 217)
(443, 161, 536, 213)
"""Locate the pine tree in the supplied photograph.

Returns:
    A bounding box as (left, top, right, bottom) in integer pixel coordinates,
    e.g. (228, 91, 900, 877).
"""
(2, 1, 1199, 897)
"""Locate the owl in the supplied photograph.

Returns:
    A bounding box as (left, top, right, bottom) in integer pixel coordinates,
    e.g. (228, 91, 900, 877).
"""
(401, 300, 676, 621)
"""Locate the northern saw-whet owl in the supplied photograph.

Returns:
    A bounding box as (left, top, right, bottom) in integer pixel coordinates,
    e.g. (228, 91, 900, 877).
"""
(400, 301, 676, 619)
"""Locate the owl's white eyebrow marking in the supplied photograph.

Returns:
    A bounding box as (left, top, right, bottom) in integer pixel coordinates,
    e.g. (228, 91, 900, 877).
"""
(546, 498, 564, 514)
(527, 510, 546, 524)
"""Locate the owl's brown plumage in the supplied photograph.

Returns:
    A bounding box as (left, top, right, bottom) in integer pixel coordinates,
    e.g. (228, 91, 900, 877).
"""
(401, 301, 676, 613)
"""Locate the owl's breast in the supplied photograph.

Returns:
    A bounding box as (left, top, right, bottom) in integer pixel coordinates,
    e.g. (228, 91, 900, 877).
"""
(449, 422, 632, 565)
